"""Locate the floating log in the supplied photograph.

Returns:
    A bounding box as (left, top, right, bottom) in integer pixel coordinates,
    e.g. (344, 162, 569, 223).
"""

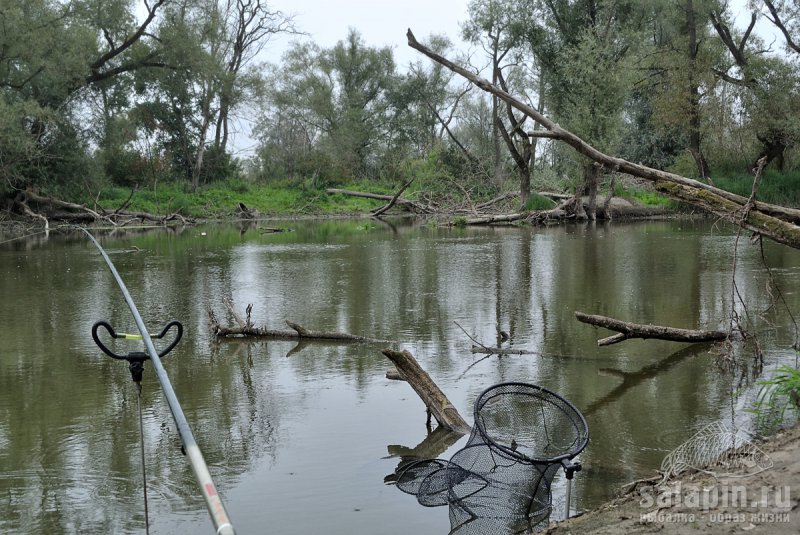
(383, 349, 471, 434)
(574, 311, 728, 346)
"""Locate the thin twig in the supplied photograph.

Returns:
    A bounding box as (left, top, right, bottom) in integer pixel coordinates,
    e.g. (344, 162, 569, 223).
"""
(453, 321, 493, 353)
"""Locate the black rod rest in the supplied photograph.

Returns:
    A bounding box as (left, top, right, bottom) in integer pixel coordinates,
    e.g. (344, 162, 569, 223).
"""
(560, 459, 582, 480)
(92, 320, 183, 383)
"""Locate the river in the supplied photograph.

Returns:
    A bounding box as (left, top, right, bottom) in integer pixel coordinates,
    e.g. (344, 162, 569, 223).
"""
(1, 219, 799, 534)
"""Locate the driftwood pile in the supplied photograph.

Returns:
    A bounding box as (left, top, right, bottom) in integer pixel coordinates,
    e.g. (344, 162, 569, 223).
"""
(328, 184, 669, 226)
(11, 189, 189, 228)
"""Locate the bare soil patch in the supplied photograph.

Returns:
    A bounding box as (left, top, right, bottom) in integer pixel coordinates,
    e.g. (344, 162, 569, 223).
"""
(546, 425, 800, 534)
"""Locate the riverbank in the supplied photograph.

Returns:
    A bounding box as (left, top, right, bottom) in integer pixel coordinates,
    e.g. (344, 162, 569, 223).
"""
(547, 424, 800, 534)
(1, 179, 677, 231)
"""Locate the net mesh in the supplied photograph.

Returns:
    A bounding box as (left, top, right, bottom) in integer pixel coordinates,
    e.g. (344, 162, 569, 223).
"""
(396, 382, 589, 534)
(660, 422, 773, 482)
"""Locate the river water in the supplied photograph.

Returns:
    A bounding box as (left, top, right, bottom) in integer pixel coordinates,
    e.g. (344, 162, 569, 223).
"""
(1, 219, 799, 534)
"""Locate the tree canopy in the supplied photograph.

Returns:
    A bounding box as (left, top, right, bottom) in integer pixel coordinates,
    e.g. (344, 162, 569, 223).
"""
(2, 0, 799, 220)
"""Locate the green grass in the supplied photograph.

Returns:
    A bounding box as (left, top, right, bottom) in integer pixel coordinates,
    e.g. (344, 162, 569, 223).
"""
(711, 170, 800, 207)
(88, 180, 395, 218)
(524, 193, 557, 211)
(613, 183, 673, 206)
(750, 364, 800, 434)
(79, 167, 800, 220)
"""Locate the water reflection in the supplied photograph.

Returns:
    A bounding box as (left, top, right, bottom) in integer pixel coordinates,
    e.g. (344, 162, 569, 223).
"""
(1, 219, 799, 534)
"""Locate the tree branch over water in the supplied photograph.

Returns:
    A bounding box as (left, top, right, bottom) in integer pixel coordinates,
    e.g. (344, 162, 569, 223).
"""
(406, 29, 800, 250)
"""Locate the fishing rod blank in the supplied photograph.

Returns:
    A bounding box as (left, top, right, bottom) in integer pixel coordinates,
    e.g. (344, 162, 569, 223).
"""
(82, 228, 235, 535)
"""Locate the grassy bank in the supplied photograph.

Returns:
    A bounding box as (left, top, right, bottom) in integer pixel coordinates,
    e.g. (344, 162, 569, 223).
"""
(712, 169, 800, 206)
(87, 180, 395, 218)
(78, 169, 800, 220)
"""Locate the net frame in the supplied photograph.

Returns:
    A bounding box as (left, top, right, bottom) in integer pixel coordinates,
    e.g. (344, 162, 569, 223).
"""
(396, 382, 589, 534)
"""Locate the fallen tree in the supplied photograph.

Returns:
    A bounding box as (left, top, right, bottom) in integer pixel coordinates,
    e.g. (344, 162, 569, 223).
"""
(575, 311, 729, 347)
(326, 188, 432, 214)
(12, 189, 189, 228)
(406, 30, 800, 249)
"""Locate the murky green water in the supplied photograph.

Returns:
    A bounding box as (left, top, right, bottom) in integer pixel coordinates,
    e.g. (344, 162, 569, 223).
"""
(1, 219, 799, 534)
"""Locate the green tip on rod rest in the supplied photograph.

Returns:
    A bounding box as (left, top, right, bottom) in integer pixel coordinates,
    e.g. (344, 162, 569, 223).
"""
(92, 320, 183, 382)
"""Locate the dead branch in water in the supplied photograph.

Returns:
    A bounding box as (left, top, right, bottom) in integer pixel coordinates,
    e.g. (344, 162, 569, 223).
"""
(470, 346, 537, 355)
(208, 299, 388, 342)
(454, 321, 537, 355)
(383, 348, 471, 434)
(575, 311, 728, 346)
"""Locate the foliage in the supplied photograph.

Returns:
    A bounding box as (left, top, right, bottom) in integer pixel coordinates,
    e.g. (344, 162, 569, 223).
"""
(751, 365, 800, 434)
(257, 30, 399, 183)
(712, 170, 800, 206)
(524, 193, 556, 211)
(3, 0, 800, 214)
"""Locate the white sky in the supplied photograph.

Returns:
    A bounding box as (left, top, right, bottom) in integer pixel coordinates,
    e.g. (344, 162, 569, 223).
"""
(264, 0, 471, 68)
(223, 0, 784, 154)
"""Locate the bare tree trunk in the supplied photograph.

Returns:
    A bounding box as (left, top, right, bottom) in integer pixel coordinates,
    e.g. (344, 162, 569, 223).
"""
(686, 0, 712, 182)
(754, 132, 787, 171)
(492, 62, 503, 189)
(586, 163, 599, 221)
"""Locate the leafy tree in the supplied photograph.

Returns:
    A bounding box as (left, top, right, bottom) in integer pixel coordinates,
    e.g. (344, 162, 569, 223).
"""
(711, 3, 800, 171)
(257, 30, 399, 182)
(0, 0, 170, 194)
(530, 0, 640, 218)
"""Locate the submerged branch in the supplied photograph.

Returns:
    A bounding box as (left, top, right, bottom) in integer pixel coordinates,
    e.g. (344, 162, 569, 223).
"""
(209, 301, 388, 342)
(383, 348, 471, 434)
(575, 311, 728, 346)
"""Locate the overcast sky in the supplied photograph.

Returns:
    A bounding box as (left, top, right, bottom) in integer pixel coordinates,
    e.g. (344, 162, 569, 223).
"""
(263, 0, 779, 66)
(265, 0, 471, 68)
(231, 0, 782, 154)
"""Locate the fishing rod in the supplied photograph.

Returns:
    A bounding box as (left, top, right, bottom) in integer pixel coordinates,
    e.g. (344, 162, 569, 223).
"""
(81, 228, 235, 535)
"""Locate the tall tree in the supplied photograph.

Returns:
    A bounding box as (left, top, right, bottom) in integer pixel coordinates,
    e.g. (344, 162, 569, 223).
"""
(462, 0, 521, 189)
(532, 0, 640, 218)
(639, 0, 722, 180)
(212, 0, 297, 153)
(258, 30, 398, 181)
(0, 0, 171, 193)
(710, 3, 800, 171)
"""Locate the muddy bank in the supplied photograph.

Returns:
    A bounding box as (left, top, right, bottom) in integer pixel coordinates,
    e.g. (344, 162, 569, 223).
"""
(547, 424, 800, 534)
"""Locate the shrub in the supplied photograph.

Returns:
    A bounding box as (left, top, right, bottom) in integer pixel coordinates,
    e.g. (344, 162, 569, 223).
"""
(525, 193, 556, 211)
